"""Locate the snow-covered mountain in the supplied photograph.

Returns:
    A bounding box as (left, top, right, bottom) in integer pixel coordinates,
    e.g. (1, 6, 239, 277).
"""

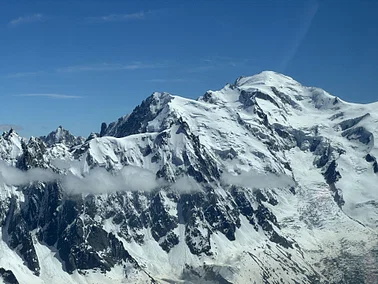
(1, 71, 378, 284)
(40, 126, 84, 148)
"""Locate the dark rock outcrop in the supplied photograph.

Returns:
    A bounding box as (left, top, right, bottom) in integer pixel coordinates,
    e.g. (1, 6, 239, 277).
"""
(0, 268, 19, 284)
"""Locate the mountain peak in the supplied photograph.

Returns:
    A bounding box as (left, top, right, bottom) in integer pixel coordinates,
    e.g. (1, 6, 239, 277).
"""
(1, 128, 18, 140)
(234, 71, 300, 89)
(40, 126, 84, 147)
(101, 91, 175, 138)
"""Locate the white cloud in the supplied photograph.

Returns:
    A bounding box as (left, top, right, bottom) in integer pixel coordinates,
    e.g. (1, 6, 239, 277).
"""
(14, 93, 83, 99)
(279, 0, 319, 71)
(62, 166, 161, 194)
(147, 78, 187, 83)
(57, 62, 163, 73)
(0, 161, 293, 196)
(5, 71, 43, 78)
(221, 170, 295, 189)
(171, 176, 203, 193)
(188, 57, 254, 73)
(0, 162, 160, 194)
(9, 14, 45, 26)
(6, 61, 164, 76)
(0, 162, 57, 186)
(0, 155, 209, 194)
(86, 11, 149, 23)
(51, 159, 204, 194)
(0, 124, 23, 131)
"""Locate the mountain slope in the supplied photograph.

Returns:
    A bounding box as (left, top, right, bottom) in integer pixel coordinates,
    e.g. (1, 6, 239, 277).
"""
(1, 71, 378, 284)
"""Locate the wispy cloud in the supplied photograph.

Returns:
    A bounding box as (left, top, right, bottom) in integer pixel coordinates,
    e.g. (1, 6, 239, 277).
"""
(278, 0, 318, 71)
(0, 124, 23, 131)
(146, 78, 187, 83)
(9, 13, 45, 26)
(86, 11, 152, 23)
(188, 57, 254, 73)
(5, 71, 44, 78)
(57, 62, 165, 73)
(14, 94, 83, 99)
(5, 61, 166, 77)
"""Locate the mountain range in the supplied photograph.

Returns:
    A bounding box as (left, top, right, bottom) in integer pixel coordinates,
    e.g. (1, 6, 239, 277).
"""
(0, 71, 377, 284)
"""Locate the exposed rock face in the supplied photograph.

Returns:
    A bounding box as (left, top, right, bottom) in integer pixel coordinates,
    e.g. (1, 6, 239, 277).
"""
(365, 154, 378, 173)
(0, 267, 19, 284)
(338, 113, 370, 131)
(100, 122, 107, 137)
(17, 137, 47, 170)
(40, 126, 84, 147)
(0, 71, 378, 283)
(342, 126, 374, 146)
(102, 92, 174, 138)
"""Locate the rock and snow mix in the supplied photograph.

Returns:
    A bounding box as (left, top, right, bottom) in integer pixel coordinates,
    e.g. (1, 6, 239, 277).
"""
(0, 71, 377, 283)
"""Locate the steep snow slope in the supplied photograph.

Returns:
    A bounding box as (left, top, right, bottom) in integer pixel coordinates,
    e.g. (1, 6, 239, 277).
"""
(0, 130, 23, 166)
(1, 71, 378, 284)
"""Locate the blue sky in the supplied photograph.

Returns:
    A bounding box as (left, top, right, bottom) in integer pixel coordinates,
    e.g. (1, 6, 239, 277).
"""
(0, 0, 377, 137)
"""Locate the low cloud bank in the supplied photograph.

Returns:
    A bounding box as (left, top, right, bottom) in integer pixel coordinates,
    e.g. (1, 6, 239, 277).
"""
(171, 176, 203, 193)
(0, 162, 159, 194)
(0, 162, 57, 185)
(62, 166, 159, 194)
(0, 161, 295, 195)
